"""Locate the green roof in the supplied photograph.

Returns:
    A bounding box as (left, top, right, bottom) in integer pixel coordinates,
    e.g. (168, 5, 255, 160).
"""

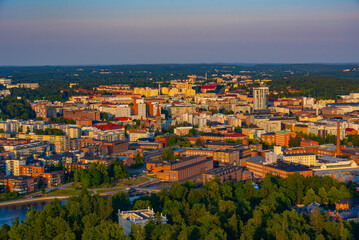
(276, 130, 292, 134)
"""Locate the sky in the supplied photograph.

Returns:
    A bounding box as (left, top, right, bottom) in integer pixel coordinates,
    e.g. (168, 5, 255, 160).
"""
(0, 0, 358, 66)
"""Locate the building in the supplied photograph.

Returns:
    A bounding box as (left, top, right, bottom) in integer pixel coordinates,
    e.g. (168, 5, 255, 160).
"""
(118, 208, 167, 236)
(241, 156, 313, 178)
(300, 139, 319, 147)
(178, 145, 250, 166)
(253, 86, 269, 111)
(275, 130, 297, 147)
(79, 139, 128, 155)
(19, 165, 44, 177)
(19, 83, 39, 89)
(5, 159, 26, 176)
(149, 155, 213, 181)
(261, 132, 276, 145)
(17, 133, 70, 153)
(129, 129, 154, 142)
(0, 176, 38, 194)
(283, 153, 317, 166)
(63, 109, 100, 121)
(174, 127, 193, 136)
(133, 98, 147, 118)
(202, 165, 252, 184)
(4, 141, 50, 159)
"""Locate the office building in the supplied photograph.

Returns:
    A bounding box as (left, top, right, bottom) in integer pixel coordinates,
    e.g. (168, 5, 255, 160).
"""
(253, 86, 269, 111)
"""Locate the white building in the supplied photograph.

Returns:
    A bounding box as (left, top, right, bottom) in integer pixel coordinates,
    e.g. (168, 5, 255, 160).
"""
(118, 208, 167, 236)
(5, 159, 26, 176)
(253, 86, 269, 111)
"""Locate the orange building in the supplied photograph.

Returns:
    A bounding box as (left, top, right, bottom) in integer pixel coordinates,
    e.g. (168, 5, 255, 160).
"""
(200, 133, 224, 142)
(345, 128, 358, 136)
(79, 139, 128, 155)
(41, 171, 64, 187)
(148, 155, 213, 181)
(224, 132, 246, 141)
(275, 130, 297, 147)
(202, 165, 252, 184)
(19, 165, 44, 177)
(63, 109, 100, 121)
(0, 176, 38, 194)
(241, 156, 313, 179)
(177, 146, 250, 166)
(284, 145, 337, 157)
(261, 133, 276, 145)
(300, 139, 319, 147)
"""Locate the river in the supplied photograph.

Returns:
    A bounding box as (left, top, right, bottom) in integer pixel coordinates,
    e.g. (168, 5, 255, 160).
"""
(0, 195, 148, 227)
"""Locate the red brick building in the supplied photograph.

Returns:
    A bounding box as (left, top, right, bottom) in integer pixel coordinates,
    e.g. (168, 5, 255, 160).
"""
(79, 139, 128, 155)
(275, 130, 297, 147)
(300, 139, 319, 147)
(202, 165, 252, 184)
(149, 155, 213, 181)
(64, 110, 100, 121)
(241, 156, 313, 179)
(0, 176, 39, 194)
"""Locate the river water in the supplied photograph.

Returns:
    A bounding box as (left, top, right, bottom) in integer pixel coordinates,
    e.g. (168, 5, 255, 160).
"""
(0, 195, 149, 227)
(0, 200, 64, 227)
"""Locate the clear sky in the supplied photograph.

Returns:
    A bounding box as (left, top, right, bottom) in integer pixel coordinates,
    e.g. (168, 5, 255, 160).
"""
(0, 0, 358, 65)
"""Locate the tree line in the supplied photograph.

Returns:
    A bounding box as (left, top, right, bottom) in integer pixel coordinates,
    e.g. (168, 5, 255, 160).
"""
(1, 173, 358, 239)
(74, 162, 129, 188)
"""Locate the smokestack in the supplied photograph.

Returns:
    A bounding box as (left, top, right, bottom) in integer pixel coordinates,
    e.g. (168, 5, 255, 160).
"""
(336, 121, 340, 156)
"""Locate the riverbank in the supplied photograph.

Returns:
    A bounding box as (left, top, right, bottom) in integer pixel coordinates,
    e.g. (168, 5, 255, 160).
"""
(0, 196, 70, 207)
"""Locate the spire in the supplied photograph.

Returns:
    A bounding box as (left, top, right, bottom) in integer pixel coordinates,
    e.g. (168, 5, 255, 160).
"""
(156, 104, 161, 117)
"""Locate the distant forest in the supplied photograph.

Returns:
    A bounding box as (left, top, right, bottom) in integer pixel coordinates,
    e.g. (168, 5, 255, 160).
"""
(0, 64, 357, 103)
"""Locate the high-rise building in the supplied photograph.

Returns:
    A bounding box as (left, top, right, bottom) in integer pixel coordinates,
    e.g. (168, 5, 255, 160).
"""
(253, 86, 269, 111)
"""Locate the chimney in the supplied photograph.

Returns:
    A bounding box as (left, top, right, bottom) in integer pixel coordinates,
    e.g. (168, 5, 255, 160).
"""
(336, 121, 340, 156)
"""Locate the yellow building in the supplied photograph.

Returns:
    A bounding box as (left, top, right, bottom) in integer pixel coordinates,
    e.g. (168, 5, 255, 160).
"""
(283, 153, 317, 166)
(134, 87, 159, 97)
(317, 99, 335, 105)
(299, 115, 323, 122)
(17, 133, 70, 153)
(161, 87, 169, 95)
(293, 124, 308, 134)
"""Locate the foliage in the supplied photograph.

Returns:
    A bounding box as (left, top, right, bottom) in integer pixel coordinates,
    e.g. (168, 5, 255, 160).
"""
(34, 128, 65, 136)
(288, 136, 301, 147)
(269, 75, 359, 99)
(168, 135, 191, 147)
(3, 190, 123, 240)
(161, 147, 180, 162)
(2, 174, 359, 240)
(0, 191, 20, 202)
(0, 96, 35, 120)
(296, 132, 337, 145)
(74, 162, 129, 188)
(48, 116, 76, 124)
(194, 138, 203, 147)
(130, 153, 144, 168)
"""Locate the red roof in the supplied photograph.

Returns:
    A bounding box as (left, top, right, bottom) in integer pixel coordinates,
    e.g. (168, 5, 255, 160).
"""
(92, 124, 124, 130)
(224, 132, 246, 138)
(113, 117, 132, 121)
(201, 85, 217, 90)
(346, 128, 356, 132)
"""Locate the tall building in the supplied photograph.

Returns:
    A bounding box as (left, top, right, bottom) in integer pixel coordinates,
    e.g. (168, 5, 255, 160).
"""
(253, 86, 269, 111)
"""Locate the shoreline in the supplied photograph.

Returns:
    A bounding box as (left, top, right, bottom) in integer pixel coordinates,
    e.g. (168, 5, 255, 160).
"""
(0, 196, 71, 207)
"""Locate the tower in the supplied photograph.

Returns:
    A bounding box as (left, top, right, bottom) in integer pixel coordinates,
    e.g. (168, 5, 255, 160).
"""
(155, 104, 162, 131)
(336, 121, 341, 156)
(253, 86, 269, 111)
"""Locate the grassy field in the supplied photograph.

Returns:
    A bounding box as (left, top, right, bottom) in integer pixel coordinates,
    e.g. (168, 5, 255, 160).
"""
(116, 177, 149, 187)
(46, 189, 81, 197)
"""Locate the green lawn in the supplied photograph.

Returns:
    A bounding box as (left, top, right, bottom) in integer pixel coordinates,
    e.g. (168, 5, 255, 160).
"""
(47, 189, 81, 197)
